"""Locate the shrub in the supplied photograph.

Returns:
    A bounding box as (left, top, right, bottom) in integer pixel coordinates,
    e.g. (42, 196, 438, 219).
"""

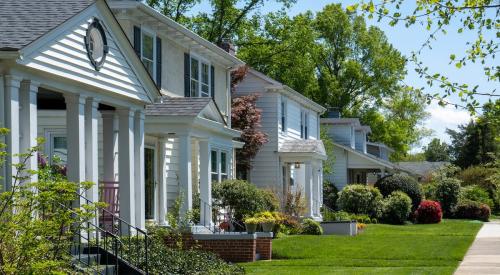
(460, 185, 494, 208)
(322, 210, 375, 224)
(382, 191, 412, 224)
(300, 218, 323, 235)
(278, 214, 302, 235)
(212, 180, 279, 221)
(415, 200, 443, 224)
(453, 200, 491, 222)
(337, 184, 383, 218)
(458, 165, 496, 189)
(375, 173, 422, 210)
(323, 180, 339, 210)
(421, 182, 438, 200)
(435, 178, 462, 217)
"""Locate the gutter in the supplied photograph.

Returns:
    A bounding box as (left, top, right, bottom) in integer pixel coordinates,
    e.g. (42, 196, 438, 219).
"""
(0, 50, 21, 59)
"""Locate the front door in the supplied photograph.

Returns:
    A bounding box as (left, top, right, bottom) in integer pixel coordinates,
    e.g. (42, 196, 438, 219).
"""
(144, 147, 156, 220)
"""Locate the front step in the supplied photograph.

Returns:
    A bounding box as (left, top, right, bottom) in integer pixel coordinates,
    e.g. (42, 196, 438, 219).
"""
(72, 254, 117, 275)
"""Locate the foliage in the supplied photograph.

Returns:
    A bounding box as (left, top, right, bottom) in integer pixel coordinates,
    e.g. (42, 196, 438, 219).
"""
(421, 182, 438, 201)
(276, 214, 302, 236)
(167, 193, 195, 232)
(374, 173, 422, 210)
(212, 180, 279, 221)
(322, 180, 338, 210)
(123, 227, 243, 275)
(447, 100, 500, 168)
(320, 127, 336, 175)
(382, 191, 412, 224)
(283, 185, 306, 217)
(231, 66, 268, 175)
(352, 1, 499, 112)
(300, 218, 323, 235)
(430, 164, 461, 183)
(453, 200, 491, 222)
(415, 200, 443, 224)
(435, 178, 462, 217)
(146, 0, 199, 23)
(0, 133, 100, 274)
(337, 184, 383, 218)
(423, 138, 450, 162)
(460, 185, 494, 208)
(458, 164, 500, 210)
(321, 209, 376, 224)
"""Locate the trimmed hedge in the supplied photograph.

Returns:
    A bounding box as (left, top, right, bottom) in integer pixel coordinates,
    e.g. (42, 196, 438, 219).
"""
(415, 200, 443, 224)
(454, 200, 491, 222)
(382, 191, 412, 224)
(435, 178, 461, 217)
(337, 184, 383, 218)
(300, 219, 323, 235)
(375, 173, 422, 210)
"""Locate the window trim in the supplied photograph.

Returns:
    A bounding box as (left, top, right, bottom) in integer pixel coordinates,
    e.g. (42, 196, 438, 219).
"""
(140, 27, 156, 80)
(44, 129, 67, 165)
(144, 145, 157, 221)
(189, 52, 212, 98)
(210, 148, 229, 183)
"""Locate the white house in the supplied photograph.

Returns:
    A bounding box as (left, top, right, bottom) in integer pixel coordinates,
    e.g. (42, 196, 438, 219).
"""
(321, 112, 397, 189)
(0, 0, 242, 234)
(234, 69, 327, 221)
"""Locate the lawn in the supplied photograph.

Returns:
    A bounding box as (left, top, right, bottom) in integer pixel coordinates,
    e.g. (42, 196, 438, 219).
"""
(241, 220, 482, 275)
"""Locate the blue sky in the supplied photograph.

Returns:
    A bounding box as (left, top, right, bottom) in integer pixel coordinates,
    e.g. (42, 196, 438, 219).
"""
(191, 1, 497, 150)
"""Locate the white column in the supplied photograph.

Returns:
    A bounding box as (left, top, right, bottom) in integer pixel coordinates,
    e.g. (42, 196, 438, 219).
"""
(304, 161, 313, 218)
(312, 162, 319, 217)
(199, 139, 211, 226)
(84, 98, 99, 203)
(0, 76, 4, 190)
(65, 94, 86, 208)
(19, 80, 39, 184)
(4, 76, 21, 191)
(102, 111, 118, 182)
(134, 110, 145, 230)
(178, 134, 192, 214)
(158, 138, 168, 225)
(117, 108, 135, 227)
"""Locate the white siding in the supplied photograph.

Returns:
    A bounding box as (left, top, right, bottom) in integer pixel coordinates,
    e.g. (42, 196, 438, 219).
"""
(354, 130, 366, 153)
(327, 124, 353, 148)
(326, 145, 348, 189)
(309, 113, 318, 140)
(22, 8, 151, 103)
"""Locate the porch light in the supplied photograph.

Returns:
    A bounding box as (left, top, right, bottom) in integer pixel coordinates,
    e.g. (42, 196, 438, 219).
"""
(294, 162, 301, 168)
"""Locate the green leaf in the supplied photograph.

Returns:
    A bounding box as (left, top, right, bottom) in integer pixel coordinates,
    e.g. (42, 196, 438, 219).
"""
(450, 54, 456, 60)
(455, 62, 462, 69)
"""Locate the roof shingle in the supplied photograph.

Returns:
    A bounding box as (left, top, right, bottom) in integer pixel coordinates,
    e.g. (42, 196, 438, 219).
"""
(145, 97, 211, 116)
(279, 140, 326, 156)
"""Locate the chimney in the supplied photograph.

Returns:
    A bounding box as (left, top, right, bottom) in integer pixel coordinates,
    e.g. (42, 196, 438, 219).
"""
(218, 39, 236, 56)
(326, 107, 341, 118)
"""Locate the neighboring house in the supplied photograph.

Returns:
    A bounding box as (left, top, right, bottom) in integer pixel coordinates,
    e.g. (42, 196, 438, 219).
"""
(321, 112, 397, 189)
(234, 69, 327, 221)
(397, 161, 450, 182)
(0, 0, 242, 236)
(367, 142, 394, 161)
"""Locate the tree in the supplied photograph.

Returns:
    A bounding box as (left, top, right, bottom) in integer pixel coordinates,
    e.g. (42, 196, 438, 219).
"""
(146, 0, 200, 23)
(352, 1, 500, 112)
(423, 138, 450, 162)
(447, 99, 500, 168)
(230, 66, 268, 178)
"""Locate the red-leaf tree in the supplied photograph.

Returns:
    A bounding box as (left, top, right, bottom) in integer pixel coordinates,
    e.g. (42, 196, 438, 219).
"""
(231, 65, 268, 179)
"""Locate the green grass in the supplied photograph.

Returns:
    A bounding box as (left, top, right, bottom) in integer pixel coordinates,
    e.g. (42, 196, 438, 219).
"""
(241, 220, 482, 275)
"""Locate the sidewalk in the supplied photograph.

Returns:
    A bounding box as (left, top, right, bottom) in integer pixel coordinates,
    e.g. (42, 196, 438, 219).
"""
(455, 220, 500, 275)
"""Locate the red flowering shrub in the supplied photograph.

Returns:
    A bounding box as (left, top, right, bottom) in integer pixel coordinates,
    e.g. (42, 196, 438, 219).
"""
(453, 200, 491, 222)
(415, 200, 442, 224)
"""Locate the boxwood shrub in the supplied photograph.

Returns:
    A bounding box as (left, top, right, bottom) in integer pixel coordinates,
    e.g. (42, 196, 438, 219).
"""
(382, 191, 412, 224)
(375, 173, 422, 210)
(337, 184, 383, 218)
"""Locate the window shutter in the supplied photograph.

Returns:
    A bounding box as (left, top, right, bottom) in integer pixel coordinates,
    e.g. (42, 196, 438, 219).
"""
(156, 36, 162, 88)
(210, 65, 215, 98)
(133, 26, 141, 56)
(184, 53, 190, 97)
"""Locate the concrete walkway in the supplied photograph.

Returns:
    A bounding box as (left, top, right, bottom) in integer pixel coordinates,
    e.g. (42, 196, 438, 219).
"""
(455, 220, 500, 275)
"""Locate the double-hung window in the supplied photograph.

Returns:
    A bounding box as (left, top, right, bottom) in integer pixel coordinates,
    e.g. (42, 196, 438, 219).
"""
(141, 31, 155, 78)
(300, 110, 309, 139)
(210, 149, 229, 182)
(190, 56, 211, 97)
(281, 97, 287, 133)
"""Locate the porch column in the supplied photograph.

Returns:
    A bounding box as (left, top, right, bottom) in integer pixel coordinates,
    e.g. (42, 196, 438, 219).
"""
(102, 111, 118, 182)
(304, 161, 313, 218)
(4, 76, 21, 191)
(199, 139, 211, 226)
(0, 76, 4, 189)
(158, 138, 168, 225)
(312, 163, 319, 217)
(85, 98, 99, 203)
(134, 110, 145, 230)
(178, 134, 192, 214)
(19, 80, 39, 184)
(117, 108, 135, 227)
(65, 94, 86, 207)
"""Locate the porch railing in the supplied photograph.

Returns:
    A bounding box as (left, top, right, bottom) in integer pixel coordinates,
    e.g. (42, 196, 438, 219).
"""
(199, 199, 245, 234)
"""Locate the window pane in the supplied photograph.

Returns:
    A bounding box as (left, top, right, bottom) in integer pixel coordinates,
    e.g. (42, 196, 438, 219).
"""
(211, 174, 219, 182)
(211, 150, 217, 173)
(142, 33, 154, 60)
(201, 84, 209, 97)
(191, 58, 199, 80)
(53, 136, 67, 164)
(221, 152, 227, 173)
(191, 80, 199, 97)
(143, 59, 154, 76)
(201, 63, 209, 85)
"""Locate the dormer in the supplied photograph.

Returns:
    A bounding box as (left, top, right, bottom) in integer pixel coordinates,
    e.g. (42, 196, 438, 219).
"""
(367, 142, 394, 161)
(321, 111, 360, 149)
(354, 126, 371, 154)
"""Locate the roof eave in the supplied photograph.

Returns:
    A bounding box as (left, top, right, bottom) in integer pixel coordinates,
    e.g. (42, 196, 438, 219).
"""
(0, 50, 20, 59)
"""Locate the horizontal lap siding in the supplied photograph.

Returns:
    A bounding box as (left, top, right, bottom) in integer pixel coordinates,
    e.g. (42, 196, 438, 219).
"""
(327, 145, 348, 189)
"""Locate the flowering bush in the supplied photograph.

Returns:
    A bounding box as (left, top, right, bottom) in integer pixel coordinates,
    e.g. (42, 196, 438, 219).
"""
(453, 200, 491, 222)
(357, 223, 367, 231)
(415, 200, 443, 224)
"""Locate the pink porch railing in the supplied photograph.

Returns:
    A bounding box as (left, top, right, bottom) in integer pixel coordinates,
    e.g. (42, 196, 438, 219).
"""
(99, 181, 119, 230)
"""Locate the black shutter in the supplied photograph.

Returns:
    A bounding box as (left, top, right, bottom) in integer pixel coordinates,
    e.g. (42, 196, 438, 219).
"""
(133, 26, 141, 57)
(184, 53, 190, 97)
(210, 65, 215, 98)
(156, 36, 162, 88)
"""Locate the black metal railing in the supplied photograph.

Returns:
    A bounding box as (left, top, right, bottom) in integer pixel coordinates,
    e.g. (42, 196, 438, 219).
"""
(199, 199, 244, 234)
(76, 192, 150, 274)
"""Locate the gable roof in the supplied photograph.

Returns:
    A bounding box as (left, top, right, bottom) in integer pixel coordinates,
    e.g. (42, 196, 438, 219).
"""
(247, 69, 327, 113)
(333, 141, 395, 169)
(145, 97, 227, 125)
(280, 140, 326, 156)
(321, 117, 361, 126)
(396, 161, 450, 177)
(0, 0, 95, 50)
